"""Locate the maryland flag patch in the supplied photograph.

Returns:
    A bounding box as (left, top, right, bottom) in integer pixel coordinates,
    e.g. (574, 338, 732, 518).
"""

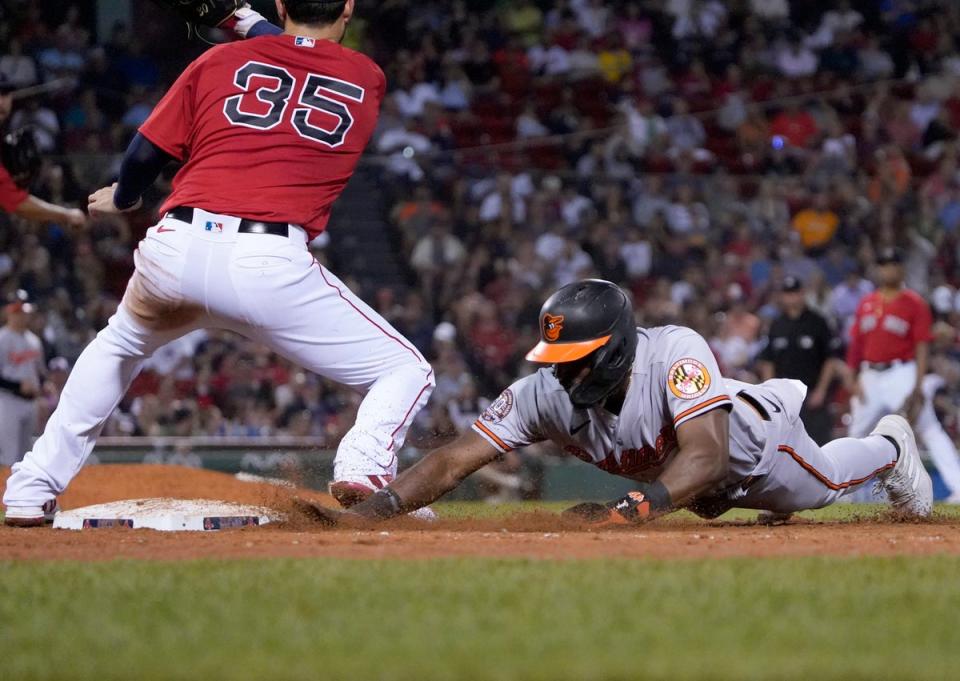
(668, 358, 711, 399)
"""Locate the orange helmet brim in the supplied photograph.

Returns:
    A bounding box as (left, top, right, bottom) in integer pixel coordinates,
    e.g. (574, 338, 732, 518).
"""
(525, 335, 611, 363)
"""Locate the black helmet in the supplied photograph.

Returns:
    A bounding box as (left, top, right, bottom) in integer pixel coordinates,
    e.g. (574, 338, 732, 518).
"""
(526, 279, 638, 408)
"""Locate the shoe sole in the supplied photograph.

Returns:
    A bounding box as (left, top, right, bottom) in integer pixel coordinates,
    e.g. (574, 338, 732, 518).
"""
(4, 516, 49, 528)
(328, 481, 374, 508)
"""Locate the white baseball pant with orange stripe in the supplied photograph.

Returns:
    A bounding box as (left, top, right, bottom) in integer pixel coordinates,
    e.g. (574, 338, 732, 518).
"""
(719, 379, 898, 513)
(3, 208, 434, 508)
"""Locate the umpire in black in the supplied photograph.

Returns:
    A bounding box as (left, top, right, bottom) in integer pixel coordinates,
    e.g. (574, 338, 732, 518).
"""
(756, 276, 844, 444)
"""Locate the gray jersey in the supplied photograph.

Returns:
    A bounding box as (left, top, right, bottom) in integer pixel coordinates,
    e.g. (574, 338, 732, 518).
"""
(473, 326, 804, 493)
(0, 326, 43, 387)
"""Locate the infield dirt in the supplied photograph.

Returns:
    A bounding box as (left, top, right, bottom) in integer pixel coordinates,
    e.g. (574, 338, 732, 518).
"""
(3, 464, 960, 562)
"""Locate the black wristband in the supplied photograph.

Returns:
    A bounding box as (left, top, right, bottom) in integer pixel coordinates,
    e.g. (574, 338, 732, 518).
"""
(637, 480, 672, 512)
(351, 488, 404, 520)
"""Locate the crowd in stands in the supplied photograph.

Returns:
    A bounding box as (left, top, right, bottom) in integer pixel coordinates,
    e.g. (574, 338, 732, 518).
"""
(4, 1, 960, 457)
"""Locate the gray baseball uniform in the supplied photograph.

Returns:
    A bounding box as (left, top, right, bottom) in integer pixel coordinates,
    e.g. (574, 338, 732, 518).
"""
(472, 325, 899, 514)
(0, 325, 43, 466)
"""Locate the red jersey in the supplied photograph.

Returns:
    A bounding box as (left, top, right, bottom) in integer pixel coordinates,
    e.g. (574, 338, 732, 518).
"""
(0, 164, 28, 212)
(140, 34, 385, 238)
(846, 289, 933, 367)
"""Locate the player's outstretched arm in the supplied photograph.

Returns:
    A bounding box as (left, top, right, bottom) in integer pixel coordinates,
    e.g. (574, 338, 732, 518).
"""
(564, 409, 730, 525)
(347, 430, 503, 520)
(14, 195, 86, 227)
(88, 134, 176, 215)
(659, 408, 730, 505)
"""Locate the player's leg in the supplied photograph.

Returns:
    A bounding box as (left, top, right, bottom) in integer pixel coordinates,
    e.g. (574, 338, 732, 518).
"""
(745, 415, 933, 516)
(846, 369, 890, 438)
(764, 428, 899, 512)
(915, 407, 960, 501)
(0, 392, 27, 466)
(740, 411, 930, 516)
(4, 229, 200, 519)
(18, 397, 37, 465)
(3, 305, 196, 515)
(227, 250, 434, 500)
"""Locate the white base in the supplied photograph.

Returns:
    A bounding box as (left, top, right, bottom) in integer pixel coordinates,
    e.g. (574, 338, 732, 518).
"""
(52, 498, 276, 531)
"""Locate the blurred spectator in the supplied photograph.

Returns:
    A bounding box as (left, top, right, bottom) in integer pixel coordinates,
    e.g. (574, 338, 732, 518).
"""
(0, 38, 37, 88)
(792, 193, 840, 253)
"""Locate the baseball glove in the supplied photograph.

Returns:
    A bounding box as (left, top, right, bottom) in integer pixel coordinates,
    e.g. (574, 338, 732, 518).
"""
(150, 0, 247, 28)
(562, 491, 653, 526)
(1, 126, 41, 189)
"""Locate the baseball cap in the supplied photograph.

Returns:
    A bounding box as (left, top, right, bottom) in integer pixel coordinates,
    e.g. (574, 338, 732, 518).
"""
(876, 247, 904, 265)
(780, 276, 803, 292)
(0, 74, 15, 94)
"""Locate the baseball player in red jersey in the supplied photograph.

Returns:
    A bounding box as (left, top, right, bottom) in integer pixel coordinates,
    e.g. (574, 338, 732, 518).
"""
(0, 76, 85, 227)
(3, 0, 436, 525)
(847, 247, 933, 437)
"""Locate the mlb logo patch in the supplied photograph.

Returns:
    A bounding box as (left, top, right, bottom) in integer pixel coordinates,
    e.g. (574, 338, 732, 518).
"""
(295, 36, 315, 48)
(204, 221, 224, 233)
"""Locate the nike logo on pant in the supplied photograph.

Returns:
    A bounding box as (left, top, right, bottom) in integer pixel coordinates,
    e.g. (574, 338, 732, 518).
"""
(570, 420, 589, 435)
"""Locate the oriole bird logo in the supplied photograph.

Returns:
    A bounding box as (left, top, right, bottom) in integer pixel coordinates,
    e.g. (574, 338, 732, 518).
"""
(543, 314, 565, 341)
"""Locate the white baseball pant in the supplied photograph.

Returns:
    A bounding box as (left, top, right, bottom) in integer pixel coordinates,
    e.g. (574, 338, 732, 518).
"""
(727, 379, 899, 513)
(915, 397, 960, 498)
(848, 361, 916, 438)
(3, 208, 434, 508)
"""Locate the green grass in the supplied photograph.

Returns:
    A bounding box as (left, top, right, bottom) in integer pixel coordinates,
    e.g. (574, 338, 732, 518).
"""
(3, 556, 959, 681)
(433, 501, 960, 522)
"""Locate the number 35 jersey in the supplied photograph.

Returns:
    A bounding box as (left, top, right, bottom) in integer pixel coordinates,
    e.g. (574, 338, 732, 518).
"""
(140, 34, 385, 238)
(472, 326, 791, 488)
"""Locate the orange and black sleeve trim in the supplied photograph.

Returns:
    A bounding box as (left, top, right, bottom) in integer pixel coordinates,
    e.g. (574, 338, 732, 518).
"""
(673, 395, 732, 426)
(472, 420, 513, 453)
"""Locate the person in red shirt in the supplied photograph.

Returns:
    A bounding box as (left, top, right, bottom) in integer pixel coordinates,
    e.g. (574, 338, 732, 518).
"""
(846, 247, 933, 437)
(3, 0, 436, 526)
(0, 77, 85, 227)
(769, 101, 818, 149)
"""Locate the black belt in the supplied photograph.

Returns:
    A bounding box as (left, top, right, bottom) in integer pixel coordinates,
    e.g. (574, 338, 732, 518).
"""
(166, 206, 291, 237)
(863, 360, 906, 371)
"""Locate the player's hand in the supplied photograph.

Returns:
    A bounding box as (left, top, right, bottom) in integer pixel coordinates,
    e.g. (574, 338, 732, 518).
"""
(88, 183, 142, 216)
(291, 497, 343, 526)
(150, 0, 249, 29)
(290, 497, 375, 528)
(562, 491, 653, 526)
(65, 208, 87, 228)
(19, 379, 40, 398)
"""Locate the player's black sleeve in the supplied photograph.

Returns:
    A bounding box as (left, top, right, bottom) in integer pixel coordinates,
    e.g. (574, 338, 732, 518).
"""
(114, 132, 176, 210)
(247, 20, 283, 37)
